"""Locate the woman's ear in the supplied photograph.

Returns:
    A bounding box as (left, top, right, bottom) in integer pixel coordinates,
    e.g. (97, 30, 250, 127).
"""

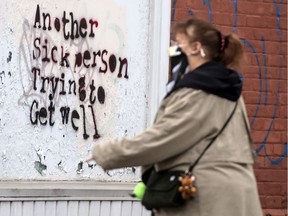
(188, 42, 201, 56)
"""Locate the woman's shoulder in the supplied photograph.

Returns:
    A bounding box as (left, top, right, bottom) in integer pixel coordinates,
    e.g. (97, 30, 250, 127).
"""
(166, 88, 202, 100)
(165, 87, 224, 106)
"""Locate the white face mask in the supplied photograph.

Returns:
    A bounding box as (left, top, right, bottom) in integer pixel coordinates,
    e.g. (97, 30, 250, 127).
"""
(168, 45, 182, 57)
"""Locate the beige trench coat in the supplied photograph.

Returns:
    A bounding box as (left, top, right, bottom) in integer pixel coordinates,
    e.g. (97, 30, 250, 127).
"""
(92, 88, 262, 216)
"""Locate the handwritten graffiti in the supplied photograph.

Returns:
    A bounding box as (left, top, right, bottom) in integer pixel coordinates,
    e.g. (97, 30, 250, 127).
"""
(0, 71, 5, 85)
(171, 0, 287, 165)
(6, 51, 12, 63)
(0, 52, 12, 86)
(19, 4, 129, 140)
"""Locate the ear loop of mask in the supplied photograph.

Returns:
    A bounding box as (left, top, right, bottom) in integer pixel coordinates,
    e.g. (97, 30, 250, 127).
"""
(189, 50, 198, 55)
(169, 44, 206, 58)
(190, 48, 206, 57)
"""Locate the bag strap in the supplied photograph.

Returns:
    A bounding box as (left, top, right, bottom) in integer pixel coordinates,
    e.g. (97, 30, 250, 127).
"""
(187, 100, 238, 173)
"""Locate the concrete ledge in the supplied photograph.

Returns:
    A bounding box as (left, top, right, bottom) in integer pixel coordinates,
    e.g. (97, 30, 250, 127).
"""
(0, 181, 137, 201)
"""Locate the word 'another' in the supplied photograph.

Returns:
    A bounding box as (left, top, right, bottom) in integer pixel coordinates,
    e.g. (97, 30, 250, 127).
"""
(33, 4, 99, 40)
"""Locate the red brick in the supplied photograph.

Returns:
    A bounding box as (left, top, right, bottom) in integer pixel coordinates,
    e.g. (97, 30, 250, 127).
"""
(268, 80, 287, 93)
(241, 66, 280, 81)
(211, 13, 246, 27)
(241, 66, 287, 80)
(174, 9, 191, 21)
(242, 40, 287, 55)
(243, 92, 283, 106)
(266, 131, 283, 144)
(238, 2, 284, 16)
(263, 0, 288, 8)
(251, 118, 274, 130)
(281, 179, 287, 194)
(243, 103, 258, 114)
(245, 104, 281, 119)
(209, 1, 237, 13)
(263, 0, 287, 3)
(264, 156, 287, 169)
(279, 94, 287, 105)
(243, 53, 286, 67)
(258, 183, 285, 196)
(244, 53, 265, 66)
(240, 67, 259, 79)
(186, 0, 207, 10)
(273, 144, 288, 156)
(216, 25, 236, 35)
(260, 196, 287, 209)
(243, 79, 261, 91)
(192, 10, 210, 21)
(263, 209, 288, 216)
(273, 119, 287, 130)
(251, 131, 270, 143)
(248, 93, 280, 106)
(242, 92, 260, 104)
(241, 0, 264, 2)
(267, 54, 287, 67)
(255, 169, 287, 182)
(259, 94, 279, 106)
(254, 143, 272, 156)
(266, 42, 287, 55)
(254, 155, 267, 168)
(236, 27, 287, 42)
(279, 106, 287, 118)
(172, 0, 187, 8)
(281, 132, 287, 143)
(240, 42, 258, 55)
(246, 16, 287, 30)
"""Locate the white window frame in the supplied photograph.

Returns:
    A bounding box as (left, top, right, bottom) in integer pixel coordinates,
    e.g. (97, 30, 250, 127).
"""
(147, 0, 171, 126)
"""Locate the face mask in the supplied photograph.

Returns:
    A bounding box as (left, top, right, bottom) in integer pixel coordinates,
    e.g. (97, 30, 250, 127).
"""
(168, 45, 182, 57)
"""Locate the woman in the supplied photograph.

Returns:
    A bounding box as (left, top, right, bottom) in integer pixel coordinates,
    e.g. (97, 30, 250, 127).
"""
(86, 18, 262, 216)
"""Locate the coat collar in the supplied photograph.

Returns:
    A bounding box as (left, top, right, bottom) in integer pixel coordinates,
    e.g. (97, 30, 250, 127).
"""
(166, 61, 242, 101)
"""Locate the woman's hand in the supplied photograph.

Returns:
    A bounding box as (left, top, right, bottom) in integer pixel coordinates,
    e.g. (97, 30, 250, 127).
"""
(85, 155, 95, 163)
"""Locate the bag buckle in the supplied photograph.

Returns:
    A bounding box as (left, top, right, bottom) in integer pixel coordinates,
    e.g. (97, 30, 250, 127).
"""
(178, 171, 196, 200)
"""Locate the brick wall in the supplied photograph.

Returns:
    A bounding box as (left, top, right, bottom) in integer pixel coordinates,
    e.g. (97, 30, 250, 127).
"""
(170, 0, 287, 215)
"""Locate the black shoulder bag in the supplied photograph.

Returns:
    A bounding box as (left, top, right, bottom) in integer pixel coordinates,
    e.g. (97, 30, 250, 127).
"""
(142, 101, 238, 210)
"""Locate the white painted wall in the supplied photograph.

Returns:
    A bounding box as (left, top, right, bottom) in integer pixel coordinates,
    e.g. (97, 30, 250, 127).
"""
(0, 0, 170, 181)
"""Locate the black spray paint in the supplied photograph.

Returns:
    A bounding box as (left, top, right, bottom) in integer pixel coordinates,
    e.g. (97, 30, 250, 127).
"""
(28, 5, 130, 140)
(7, 52, 12, 63)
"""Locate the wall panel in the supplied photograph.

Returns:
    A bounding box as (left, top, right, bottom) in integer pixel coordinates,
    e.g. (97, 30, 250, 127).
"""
(0, 201, 150, 216)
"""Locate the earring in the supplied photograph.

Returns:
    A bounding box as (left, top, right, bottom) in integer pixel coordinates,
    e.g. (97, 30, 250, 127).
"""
(200, 48, 206, 58)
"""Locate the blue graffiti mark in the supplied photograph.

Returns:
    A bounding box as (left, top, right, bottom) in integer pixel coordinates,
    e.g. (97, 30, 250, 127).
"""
(232, 0, 238, 32)
(261, 37, 268, 106)
(171, 0, 178, 23)
(255, 0, 287, 165)
(269, 143, 288, 165)
(261, 142, 287, 165)
(273, 0, 284, 20)
(188, 10, 194, 17)
(268, 0, 286, 164)
(240, 38, 263, 127)
(203, 0, 212, 23)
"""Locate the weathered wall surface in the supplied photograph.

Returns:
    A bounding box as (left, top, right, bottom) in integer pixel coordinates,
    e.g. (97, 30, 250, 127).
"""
(0, 0, 151, 181)
(171, 0, 287, 215)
